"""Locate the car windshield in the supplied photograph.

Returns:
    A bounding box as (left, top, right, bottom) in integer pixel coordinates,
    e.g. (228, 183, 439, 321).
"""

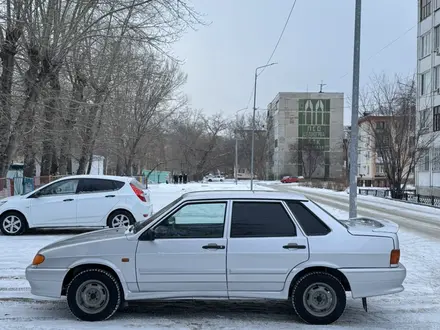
(133, 196, 183, 233)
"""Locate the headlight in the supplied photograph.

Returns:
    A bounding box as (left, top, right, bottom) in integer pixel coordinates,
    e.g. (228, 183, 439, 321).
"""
(32, 254, 45, 265)
(0, 200, 7, 206)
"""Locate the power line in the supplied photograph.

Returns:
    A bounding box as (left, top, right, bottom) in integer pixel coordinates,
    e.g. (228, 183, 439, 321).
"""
(258, 0, 298, 77)
(243, 0, 298, 109)
(339, 24, 416, 80)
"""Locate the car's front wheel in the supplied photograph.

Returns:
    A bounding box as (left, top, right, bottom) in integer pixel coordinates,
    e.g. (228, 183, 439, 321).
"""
(0, 212, 27, 236)
(291, 272, 346, 325)
(107, 210, 134, 229)
(67, 269, 121, 321)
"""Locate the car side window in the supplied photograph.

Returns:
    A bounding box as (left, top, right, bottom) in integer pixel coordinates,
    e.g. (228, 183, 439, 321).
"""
(39, 179, 79, 196)
(285, 201, 331, 236)
(112, 180, 125, 190)
(153, 202, 226, 239)
(78, 179, 118, 193)
(230, 202, 296, 238)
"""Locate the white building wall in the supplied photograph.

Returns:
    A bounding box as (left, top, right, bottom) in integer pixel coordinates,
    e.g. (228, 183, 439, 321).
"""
(416, 0, 440, 196)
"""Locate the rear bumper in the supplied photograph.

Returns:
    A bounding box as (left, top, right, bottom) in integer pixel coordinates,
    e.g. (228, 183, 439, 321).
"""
(26, 265, 68, 298)
(340, 263, 406, 298)
(132, 203, 153, 222)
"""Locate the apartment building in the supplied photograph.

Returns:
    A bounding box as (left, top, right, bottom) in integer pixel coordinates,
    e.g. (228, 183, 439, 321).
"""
(266, 92, 344, 179)
(417, 0, 440, 196)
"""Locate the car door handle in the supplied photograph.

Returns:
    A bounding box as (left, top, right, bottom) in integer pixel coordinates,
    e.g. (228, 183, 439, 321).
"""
(202, 243, 225, 250)
(105, 195, 116, 198)
(63, 198, 74, 202)
(283, 243, 306, 250)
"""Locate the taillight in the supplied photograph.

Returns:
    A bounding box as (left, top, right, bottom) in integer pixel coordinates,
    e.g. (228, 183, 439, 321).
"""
(390, 249, 400, 266)
(130, 183, 146, 202)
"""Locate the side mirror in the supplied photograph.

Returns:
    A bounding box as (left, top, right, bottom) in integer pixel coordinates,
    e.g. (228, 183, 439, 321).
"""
(140, 229, 155, 241)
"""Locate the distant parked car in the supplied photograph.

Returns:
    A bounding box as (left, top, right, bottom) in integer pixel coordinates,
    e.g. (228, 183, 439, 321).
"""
(281, 176, 303, 183)
(203, 174, 224, 182)
(26, 190, 405, 324)
(0, 175, 153, 235)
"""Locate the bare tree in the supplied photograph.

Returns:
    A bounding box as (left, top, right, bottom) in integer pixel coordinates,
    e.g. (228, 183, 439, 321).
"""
(232, 111, 267, 179)
(0, 0, 24, 177)
(359, 74, 437, 198)
(0, 0, 203, 178)
(289, 139, 325, 179)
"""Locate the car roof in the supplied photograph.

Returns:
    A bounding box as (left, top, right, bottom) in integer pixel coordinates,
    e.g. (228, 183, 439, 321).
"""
(55, 175, 132, 183)
(180, 190, 308, 201)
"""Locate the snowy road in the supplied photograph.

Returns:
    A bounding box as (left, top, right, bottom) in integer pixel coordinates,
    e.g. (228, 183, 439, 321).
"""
(1, 182, 440, 329)
(265, 182, 440, 239)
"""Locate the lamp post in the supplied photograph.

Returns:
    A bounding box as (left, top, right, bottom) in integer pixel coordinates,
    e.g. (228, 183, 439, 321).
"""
(234, 107, 248, 185)
(250, 62, 277, 191)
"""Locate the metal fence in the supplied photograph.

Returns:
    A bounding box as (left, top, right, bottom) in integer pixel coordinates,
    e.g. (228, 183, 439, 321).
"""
(358, 188, 440, 207)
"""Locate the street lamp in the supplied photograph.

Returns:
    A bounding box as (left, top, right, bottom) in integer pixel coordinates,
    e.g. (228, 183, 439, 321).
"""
(234, 107, 248, 185)
(250, 62, 277, 191)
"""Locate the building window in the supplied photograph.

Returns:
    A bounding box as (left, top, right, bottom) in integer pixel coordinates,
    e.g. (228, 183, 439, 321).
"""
(419, 149, 430, 172)
(436, 26, 440, 50)
(434, 106, 440, 131)
(420, 108, 430, 129)
(421, 0, 432, 21)
(376, 164, 385, 175)
(421, 71, 431, 95)
(274, 139, 278, 148)
(435, 66, 440, 90)
(376, 121, 385, 129)
(433, 148, 440, 172)
(420, 32, 431, 58)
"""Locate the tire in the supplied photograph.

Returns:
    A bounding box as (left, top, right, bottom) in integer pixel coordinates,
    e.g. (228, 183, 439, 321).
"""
(208, 179, 212, 182)
(107, 210, 135, 229)
(291, 272, 346, 325)
(0, 212, 27, 236)
(66, 269, 121, 321)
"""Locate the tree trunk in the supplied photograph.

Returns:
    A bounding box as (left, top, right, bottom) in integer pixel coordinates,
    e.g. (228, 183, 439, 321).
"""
(40, 70, 61, 176)
(58, 71, 86, 175)
(86, 152, 93, 174)
(76, 91, 104, 174)
(22, 47, 41, 177)
(0, 22, 23, 178)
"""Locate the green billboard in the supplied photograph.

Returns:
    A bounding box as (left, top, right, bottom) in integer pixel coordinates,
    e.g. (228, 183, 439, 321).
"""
(297, 99, 331, 177)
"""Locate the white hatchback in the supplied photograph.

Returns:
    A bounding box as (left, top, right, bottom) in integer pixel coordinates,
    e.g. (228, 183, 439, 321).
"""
(0, 175, 153, 235)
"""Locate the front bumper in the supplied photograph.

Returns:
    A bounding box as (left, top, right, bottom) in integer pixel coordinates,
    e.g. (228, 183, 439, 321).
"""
(25, 265, 69, 299)
(340, 263, 406, 299)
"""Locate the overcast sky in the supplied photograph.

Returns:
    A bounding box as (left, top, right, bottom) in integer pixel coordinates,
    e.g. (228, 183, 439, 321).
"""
(170, 0, 416, 125)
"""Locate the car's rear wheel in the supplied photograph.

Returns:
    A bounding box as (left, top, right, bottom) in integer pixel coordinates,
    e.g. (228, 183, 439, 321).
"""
(107, 210, 134, 229)
(67, 269, 121, 321)
(0, 212, 27, 236)
(291, 272, 346, 325)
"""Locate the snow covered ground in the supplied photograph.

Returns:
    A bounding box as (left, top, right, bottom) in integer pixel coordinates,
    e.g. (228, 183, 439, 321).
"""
(0, 181, 440, 329)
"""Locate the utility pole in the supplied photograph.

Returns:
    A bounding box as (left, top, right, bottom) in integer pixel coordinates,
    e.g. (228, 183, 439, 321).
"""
(235, 130, 239, 185)
(250, 70, 258, 191)
(250, 62, 277, 191)
(349, 0, 362, 219)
